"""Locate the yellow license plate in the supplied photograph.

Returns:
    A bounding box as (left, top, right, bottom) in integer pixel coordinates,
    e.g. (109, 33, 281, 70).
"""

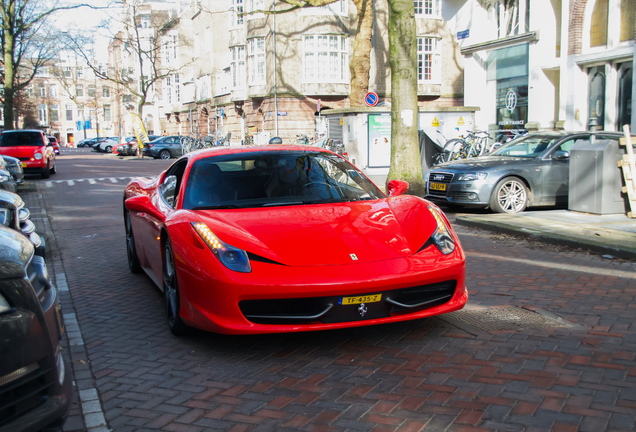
(21, 162, 27, 168)
(430, 182, 446, 191)
(340, 294, 382, 305)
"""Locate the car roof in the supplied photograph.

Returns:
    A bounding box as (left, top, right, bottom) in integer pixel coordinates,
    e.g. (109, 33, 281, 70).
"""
(2, 129, 44, 134)
(184, 144, 335, 164)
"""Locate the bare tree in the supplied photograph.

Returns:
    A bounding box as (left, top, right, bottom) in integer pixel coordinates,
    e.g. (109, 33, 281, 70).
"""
(0, 0, 104, 130)
(67, 0, 190, 116)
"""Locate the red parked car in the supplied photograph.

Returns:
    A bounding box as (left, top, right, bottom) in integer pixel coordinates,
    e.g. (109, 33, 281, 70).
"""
(47, 135, 61, 155)
(124, 145, 467, 336)
(0, 130, 56, 179)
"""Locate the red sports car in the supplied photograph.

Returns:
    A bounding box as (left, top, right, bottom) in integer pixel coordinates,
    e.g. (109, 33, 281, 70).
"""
(124, 145, 467, 335)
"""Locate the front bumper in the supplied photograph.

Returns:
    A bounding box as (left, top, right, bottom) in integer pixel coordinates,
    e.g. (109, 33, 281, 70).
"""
(175, 241, 467, 334)
(425, 174, 493, 207)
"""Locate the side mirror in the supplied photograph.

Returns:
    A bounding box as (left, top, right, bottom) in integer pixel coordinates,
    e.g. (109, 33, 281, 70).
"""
(553, 150, 570, 160)
(387, 179, 409, 197)
(125, 195, 164, 220)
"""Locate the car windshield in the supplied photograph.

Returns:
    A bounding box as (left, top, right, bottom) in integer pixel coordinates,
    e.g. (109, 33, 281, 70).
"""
(182, 151, 384, 210)
(490, 136, 561, 158)
(0, 132, 44, 147)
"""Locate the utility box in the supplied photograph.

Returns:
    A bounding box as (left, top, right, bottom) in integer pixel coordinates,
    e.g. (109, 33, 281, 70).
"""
(569, 139, 630, 214)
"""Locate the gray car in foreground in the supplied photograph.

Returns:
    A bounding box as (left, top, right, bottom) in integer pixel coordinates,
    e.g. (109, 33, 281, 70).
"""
(425, 131, 624, 213)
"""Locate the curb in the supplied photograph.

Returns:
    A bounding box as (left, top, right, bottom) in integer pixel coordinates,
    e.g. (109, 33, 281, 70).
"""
(454, 216, 636, 260)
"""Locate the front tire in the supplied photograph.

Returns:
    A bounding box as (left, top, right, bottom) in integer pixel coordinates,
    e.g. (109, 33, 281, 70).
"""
(105, 146, 112, 153)
(159, 150, 171, 160)
(163, 240, 188, 336)
(490, 177, 528, 213)
(124, 209, 142, 274)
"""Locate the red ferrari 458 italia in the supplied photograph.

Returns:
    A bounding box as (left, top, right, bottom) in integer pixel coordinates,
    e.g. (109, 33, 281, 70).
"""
(124, 145, 467, 335)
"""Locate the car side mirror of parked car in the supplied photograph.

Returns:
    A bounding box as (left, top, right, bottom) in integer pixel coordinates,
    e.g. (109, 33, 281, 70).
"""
(125, 195, 164, 221)
(553, 150, 570, 160)
(387, 179, 409, 197)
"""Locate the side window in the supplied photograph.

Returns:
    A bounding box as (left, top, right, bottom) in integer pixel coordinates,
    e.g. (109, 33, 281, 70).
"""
(160, 160, 188, 208)
(554, 139, 578, 155)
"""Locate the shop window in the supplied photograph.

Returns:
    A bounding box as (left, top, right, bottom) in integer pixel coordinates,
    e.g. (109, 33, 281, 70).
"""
(590, 0, 608, 47)
(417, 37, 441, 83)
(620, 0, 635, 42)
(248, 38, 265, 85)
(303, 35, 348, 83)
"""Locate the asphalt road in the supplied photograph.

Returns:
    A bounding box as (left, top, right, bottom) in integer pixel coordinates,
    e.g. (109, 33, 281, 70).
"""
(23, 149, 636, 432)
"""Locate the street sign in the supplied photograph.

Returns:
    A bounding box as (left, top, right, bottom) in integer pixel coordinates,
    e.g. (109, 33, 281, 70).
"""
(457, 29, 470, 40)
(365, 92, 379, 107)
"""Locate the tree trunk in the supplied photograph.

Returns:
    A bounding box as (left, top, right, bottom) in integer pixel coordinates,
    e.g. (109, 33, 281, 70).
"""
(349, 0, 374, 106)
(386, 0, 424, 195)
(3, 32, 15, 130)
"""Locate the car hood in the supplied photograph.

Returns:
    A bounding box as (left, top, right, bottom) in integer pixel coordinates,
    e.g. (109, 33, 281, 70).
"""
(0, 146, 43, 158)
(434, 155, 534, 172)
(191, 196, 438, 267)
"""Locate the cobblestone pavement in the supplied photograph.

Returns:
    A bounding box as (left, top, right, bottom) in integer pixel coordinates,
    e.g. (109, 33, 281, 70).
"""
(21, 153, 636, 432)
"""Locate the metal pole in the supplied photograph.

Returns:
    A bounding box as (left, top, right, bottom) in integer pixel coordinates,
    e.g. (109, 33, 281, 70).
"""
(273, 0, 278, 137)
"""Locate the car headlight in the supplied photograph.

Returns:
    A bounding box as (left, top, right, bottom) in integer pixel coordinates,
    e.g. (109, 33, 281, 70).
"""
(427, 206, 455, 255)
(192, 222, 252, 273)
(0, 292, 11, 314)
(457, 172, 488, 181)
(34, 152, 43, 160)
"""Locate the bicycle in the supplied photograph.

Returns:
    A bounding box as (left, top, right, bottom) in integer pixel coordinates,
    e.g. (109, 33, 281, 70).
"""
(439, 131, 492, 162)
(296, 134, 310, 145)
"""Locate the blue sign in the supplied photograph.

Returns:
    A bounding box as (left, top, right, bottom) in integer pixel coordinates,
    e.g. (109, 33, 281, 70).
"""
(365, 92, 379, 107)
(457, 29, 470, 40)
(277, 112, 287, 116)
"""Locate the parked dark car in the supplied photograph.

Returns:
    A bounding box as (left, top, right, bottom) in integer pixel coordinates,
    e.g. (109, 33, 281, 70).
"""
(1, 155, 24, 185)
(424, 131, 625, 213)
(142, 136, 183, 159)
(47, 136, 61, 155)
(0, 189, 46, 258)
(0, 225, 71, 431)
(76, 138, 99, 148)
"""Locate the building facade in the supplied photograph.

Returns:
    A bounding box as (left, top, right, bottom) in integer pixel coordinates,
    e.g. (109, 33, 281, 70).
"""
(142, 0, 465, 145)
(453, 0, 634, 138)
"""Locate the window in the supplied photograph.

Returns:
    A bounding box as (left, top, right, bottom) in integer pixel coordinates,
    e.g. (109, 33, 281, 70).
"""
(175, 74, 180, 102)
(173, 35, 178, 59)
(590, 0, 608, 47)
(414, 0, 441, 17)
(166, 77, 172, 104)
(620, 0, 635, 42)
(247, 0, 264, 12)
(303, 35, 348, 83)
(38, 105, 47, 124)
(63, 67, 72, 77)
(76, 67, 83, 78)
(230, 46, 246, 89)
(104, 105, 111, 122)
(232, 0, 244, 26)
(49, 84, 58, 97)
(88, 84, 96, 97)
(417, 37, 441, 83)
(66, 104, 74, 121)
(76, 84, 84, 97)
(39, 85, 46, 97)
(302, 0, 347, 16)
(248, 38, 265, 85)
(103, 86, 111, 98)
(50, 105, 59, 122)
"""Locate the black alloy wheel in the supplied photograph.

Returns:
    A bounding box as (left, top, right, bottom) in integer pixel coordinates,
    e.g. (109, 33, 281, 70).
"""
(124, 209, 142, 274)
(159, 149, 171, 160)
(163, 240, 188, 336)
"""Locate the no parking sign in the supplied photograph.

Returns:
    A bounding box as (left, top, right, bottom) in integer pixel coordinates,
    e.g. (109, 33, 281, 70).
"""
(365, 92, 379, 107)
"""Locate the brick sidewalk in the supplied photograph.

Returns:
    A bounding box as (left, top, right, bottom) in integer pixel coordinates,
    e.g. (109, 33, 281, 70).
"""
(24, 175, 636, 432)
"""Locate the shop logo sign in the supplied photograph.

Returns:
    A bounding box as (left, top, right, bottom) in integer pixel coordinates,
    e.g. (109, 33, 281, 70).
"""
(506, 90, 518, 112)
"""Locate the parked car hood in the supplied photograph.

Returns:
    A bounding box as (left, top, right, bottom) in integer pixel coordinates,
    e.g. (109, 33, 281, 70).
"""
(191, 196, 438, 267)
(0, 189, 23, 209)
(434, 155, 536, 172)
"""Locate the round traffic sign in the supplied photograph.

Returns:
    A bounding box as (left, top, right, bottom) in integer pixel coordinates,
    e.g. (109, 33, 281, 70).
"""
(365, 92, 379, 107)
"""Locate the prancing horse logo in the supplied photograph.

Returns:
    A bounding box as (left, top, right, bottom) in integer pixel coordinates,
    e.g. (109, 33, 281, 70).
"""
(358, 303, 367, 317)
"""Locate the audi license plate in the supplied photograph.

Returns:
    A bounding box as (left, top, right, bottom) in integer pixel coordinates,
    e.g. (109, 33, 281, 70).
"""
(21, 162, 27, 168)
(339, 294, 382, 305)
(430, 182, 446, 191)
